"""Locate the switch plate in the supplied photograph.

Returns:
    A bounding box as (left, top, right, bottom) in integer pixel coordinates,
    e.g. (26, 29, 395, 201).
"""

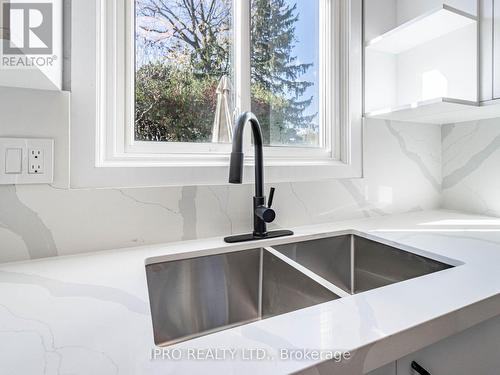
(5, 148, 22, 174)
(0, 138, 54, 184)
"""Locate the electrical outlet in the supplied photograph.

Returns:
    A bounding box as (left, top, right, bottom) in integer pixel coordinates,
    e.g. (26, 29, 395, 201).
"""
(28, 149, 44, 174)
(0, 138, 53, 184)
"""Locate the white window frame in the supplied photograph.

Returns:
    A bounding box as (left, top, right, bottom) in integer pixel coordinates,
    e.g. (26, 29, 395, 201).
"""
(70, 0, 363, 188)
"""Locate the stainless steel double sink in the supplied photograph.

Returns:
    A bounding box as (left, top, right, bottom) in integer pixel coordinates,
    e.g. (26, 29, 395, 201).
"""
(146, 234, 454, 346)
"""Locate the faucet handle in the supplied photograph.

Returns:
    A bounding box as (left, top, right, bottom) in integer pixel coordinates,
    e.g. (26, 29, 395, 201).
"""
(256, 188, 277, 224)
(268, 187, 275, 208)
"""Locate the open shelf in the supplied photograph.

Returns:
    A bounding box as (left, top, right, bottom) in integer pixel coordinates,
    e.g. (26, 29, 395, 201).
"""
(365, 5, 477, 54)
(365, 97, 477, 124)
(365, 97, 500, 125)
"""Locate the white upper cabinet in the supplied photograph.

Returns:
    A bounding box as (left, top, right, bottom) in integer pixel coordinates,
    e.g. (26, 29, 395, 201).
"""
(364, 0, 479, 123)
(480, 0, 493, 101)
(478, 0, 500, 102)
(364, 0, 500, 124)
(0, 0, 63, 91)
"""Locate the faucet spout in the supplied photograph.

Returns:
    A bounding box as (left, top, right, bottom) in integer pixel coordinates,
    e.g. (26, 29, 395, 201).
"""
(228, 112, 264, 198)
(225, 112, 293, 243)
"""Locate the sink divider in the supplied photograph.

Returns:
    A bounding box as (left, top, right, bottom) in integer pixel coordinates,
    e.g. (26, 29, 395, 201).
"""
(264, 247, 351, 298)
(258, 248, 264, 318)
(350, 235, 355, 294)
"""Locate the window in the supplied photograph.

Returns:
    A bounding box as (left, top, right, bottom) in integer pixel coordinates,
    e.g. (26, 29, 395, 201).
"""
(134, 0, 321, 149)
(135, 0, 234, 144)
(70, 0, 362, 187)
(250, 0, 321, 148)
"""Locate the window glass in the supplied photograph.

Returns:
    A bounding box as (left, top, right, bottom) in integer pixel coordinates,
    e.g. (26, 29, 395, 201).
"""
(135, 0, 233, 143)
(135, 0, 320, 147)
(251, 0, 320, 147)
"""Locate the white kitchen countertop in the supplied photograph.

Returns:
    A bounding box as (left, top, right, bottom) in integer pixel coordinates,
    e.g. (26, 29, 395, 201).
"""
(2, 209, 500, 375)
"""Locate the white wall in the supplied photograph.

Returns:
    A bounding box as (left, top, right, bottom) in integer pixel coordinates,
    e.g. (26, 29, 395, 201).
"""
(364, 0, 397, 41)
(0, 88, 70, 187)
(442, 118, 500, 216)
(0, 86, 442, 262)
(0, 0, 446, 263)
(396, 23, 477, 105)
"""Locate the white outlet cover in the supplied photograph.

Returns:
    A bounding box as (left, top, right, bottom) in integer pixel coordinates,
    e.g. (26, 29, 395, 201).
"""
(0, 138, 54, 184)
(28, 149, 44, 174)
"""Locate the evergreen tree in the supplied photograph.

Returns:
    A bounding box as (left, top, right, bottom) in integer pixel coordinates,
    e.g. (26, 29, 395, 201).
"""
(251, 0, 316, 144)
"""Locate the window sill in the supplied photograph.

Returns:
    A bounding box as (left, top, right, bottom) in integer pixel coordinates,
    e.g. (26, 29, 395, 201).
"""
(72, 154, 363, 189)
(98, 156, 359, 169)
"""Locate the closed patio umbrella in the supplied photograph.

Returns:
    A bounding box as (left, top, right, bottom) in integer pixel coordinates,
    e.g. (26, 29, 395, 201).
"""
(212, 75, 233, 143)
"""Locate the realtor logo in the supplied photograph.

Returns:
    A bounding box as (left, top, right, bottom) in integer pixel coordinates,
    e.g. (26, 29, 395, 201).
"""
(3, 3, 53, 55)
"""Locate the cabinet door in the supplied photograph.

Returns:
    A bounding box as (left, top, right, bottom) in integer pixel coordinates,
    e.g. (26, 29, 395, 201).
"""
(481, 0, 494, 101)
(367, 362, 396, 375)
(494, 0, 500, 99)
(396, 314, 500, 375)
(297, 362, 396, 375)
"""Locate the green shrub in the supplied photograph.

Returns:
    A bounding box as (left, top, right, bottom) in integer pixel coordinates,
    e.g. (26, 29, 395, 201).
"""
(135, 63, 219, 142)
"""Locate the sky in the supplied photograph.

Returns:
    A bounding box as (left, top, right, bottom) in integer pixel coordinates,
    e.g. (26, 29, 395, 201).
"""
(291, 0, 320, 124)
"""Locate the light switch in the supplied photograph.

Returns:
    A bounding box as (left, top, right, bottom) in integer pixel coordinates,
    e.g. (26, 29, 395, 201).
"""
(5, 148, 22, 174)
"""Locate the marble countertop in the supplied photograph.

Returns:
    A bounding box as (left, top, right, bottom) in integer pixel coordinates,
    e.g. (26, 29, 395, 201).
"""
(2, 209, 500, 375)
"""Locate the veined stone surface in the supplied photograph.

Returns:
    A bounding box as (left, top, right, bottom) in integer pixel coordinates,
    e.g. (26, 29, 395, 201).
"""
(0, 118, 442, 263)
(442, 118, 500, 216)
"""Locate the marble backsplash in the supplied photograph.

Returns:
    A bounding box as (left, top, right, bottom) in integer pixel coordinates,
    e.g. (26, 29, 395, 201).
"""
(0, 119, 442, 263)
(442, 118, 500, 216)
